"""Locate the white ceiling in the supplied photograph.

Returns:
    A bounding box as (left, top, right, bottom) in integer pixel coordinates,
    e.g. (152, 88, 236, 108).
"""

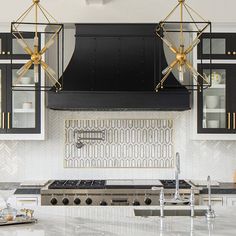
(1, 0, 235, 23)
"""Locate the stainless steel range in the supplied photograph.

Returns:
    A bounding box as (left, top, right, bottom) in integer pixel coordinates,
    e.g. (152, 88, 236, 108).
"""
(41, 179, 199, 206)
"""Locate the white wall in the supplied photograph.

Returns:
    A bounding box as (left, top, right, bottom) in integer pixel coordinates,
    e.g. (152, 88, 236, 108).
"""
(1, 0, 236, 24)
(0, 109, 236, 182)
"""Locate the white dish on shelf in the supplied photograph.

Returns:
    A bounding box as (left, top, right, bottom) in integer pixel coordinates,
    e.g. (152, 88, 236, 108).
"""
(13, 109, 35, 113)
(203, 108, 225, 113)
(206, 96, 220, 109)
(22, 102, 32, 109)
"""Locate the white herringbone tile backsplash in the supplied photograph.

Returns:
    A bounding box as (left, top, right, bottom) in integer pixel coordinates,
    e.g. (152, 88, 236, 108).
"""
(0, 109, 236, 182)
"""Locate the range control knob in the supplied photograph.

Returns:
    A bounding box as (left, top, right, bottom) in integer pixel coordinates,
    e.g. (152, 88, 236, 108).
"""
(74, 198, 81, 205)
(133, 200, 140, 206)
(144, 198, 152, 205)
(50, 198, 58, 205)
(100, 201, 107, 206)
(62, 198, 69, 205)
(85, 198, 93, 205)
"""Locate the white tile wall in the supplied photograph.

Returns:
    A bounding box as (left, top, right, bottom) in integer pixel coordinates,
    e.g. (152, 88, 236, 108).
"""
(0, 109, 236, 182)
(64, 119, 174, 168)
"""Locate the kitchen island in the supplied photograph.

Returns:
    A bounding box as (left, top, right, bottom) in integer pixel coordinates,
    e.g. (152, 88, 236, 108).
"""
(0, 206, 236, 235)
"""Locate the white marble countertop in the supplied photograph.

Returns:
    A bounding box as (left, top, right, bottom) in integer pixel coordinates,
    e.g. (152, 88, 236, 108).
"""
(0, 206, 236, 236)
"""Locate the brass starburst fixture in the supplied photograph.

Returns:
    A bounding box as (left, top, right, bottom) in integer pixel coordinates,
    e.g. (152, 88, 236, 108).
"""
(155, 0, 211, 92)
(11, 0, 64, 91)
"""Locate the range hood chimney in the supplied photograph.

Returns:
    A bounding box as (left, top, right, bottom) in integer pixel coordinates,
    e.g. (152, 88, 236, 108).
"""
(47, 24, 190, 110)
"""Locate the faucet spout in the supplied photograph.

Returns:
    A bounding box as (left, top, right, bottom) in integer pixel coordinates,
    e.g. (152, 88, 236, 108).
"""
(174, 152, 181, 200)
(205, 175, 216, 219)
(175, 152, 180, 174)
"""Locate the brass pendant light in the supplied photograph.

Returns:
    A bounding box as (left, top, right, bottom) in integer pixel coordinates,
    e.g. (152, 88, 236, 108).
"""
(155, 0, 211, 92)
(11, 0, 64, 91)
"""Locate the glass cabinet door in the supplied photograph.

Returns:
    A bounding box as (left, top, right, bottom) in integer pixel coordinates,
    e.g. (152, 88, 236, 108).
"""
(0, 65, 6, 132)
(10, 33, 37, 59)
(198, 65, 230, 133)
(7, 65, 40, 133)
(0, 34, 7, 58)
(199, 33, 236, 59)
(202, 38, 226, 55)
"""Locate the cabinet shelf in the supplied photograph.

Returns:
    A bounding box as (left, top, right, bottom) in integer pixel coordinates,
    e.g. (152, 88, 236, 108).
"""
(13, 84, 35, 87)
(12, 84, 36, 91)
(203, 108, 226, 113)
(13, 109, 35, 113)
(209, 84, 226, 89)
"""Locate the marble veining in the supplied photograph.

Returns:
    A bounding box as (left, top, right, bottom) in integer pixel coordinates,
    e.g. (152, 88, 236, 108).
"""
(0, 206, 236, 236)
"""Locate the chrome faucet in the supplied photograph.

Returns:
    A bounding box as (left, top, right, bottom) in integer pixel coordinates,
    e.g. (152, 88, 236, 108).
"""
(173, 152, 182, 201)
(190, 187, 195, 217)
(205, 176, 216, 219)
(159, 187, 165, 218)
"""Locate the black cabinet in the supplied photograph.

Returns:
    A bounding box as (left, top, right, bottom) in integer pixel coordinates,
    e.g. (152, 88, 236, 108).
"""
(0, 64, 7, 133)
(0, 32, 36, 59)
(198, 33, 236, 59)
(197, 33, 236, 134)
(0, 63, 41, 134)
(0, 33, 10, 58)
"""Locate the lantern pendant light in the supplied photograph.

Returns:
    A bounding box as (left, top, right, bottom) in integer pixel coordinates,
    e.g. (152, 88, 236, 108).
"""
(156, 0, 211, 92)
(11, 0, 64, 92)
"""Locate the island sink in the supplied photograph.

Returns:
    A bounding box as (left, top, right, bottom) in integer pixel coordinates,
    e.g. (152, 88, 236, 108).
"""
(134, 208, 207, 217)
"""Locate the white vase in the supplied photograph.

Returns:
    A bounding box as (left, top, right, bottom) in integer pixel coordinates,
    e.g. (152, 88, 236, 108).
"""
(206, 96, 220, 109)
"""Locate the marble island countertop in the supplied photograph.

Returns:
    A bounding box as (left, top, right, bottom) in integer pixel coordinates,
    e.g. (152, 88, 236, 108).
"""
(0, 206, 236, 236)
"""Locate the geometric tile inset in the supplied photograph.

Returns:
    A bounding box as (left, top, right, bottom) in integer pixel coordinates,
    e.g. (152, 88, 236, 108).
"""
(64, 119, 174, 168)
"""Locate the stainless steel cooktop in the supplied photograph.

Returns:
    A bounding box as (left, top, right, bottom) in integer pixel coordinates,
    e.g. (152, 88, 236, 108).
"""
(41, 179, 197, 206)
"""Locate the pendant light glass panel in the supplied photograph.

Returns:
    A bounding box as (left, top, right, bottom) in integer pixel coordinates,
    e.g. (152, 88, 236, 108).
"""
(11, 0, 64, 92)
(155, 0, 212, 92)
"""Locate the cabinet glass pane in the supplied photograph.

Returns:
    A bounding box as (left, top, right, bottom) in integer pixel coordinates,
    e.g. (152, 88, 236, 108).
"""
(12, 38, 34, 55)
(0, 69, 2, 129)
(202, 38, 226, 54)
(12, 69, 36, 129)
(202, 69, 226, 129)
(0, 38, 2, 54)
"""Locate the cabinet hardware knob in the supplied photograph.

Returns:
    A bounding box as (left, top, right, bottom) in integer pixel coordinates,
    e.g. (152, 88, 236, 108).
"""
(228, 51, 231, 55)
(7, 51, 10, 55)
(233, 52, 236, 55)
(7, 112, 10, 129)
(2, 51, 5, 55)
(2, 112, 5, 129)
(233, 113, 236, 130)
(228, 112, 231, 130)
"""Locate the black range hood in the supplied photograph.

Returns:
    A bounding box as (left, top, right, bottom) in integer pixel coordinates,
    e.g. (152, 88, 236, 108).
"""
(47, 24, 190, 110)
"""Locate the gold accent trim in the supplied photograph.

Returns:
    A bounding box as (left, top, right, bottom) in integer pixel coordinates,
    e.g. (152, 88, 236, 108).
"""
(12, 0, 62, 91)
(155, 0, 210, 91)
(2, 112, 5, 129)
(7, 112, 10, 129)
(233, 112, 236, 129)
(228, 112, 231, 130)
